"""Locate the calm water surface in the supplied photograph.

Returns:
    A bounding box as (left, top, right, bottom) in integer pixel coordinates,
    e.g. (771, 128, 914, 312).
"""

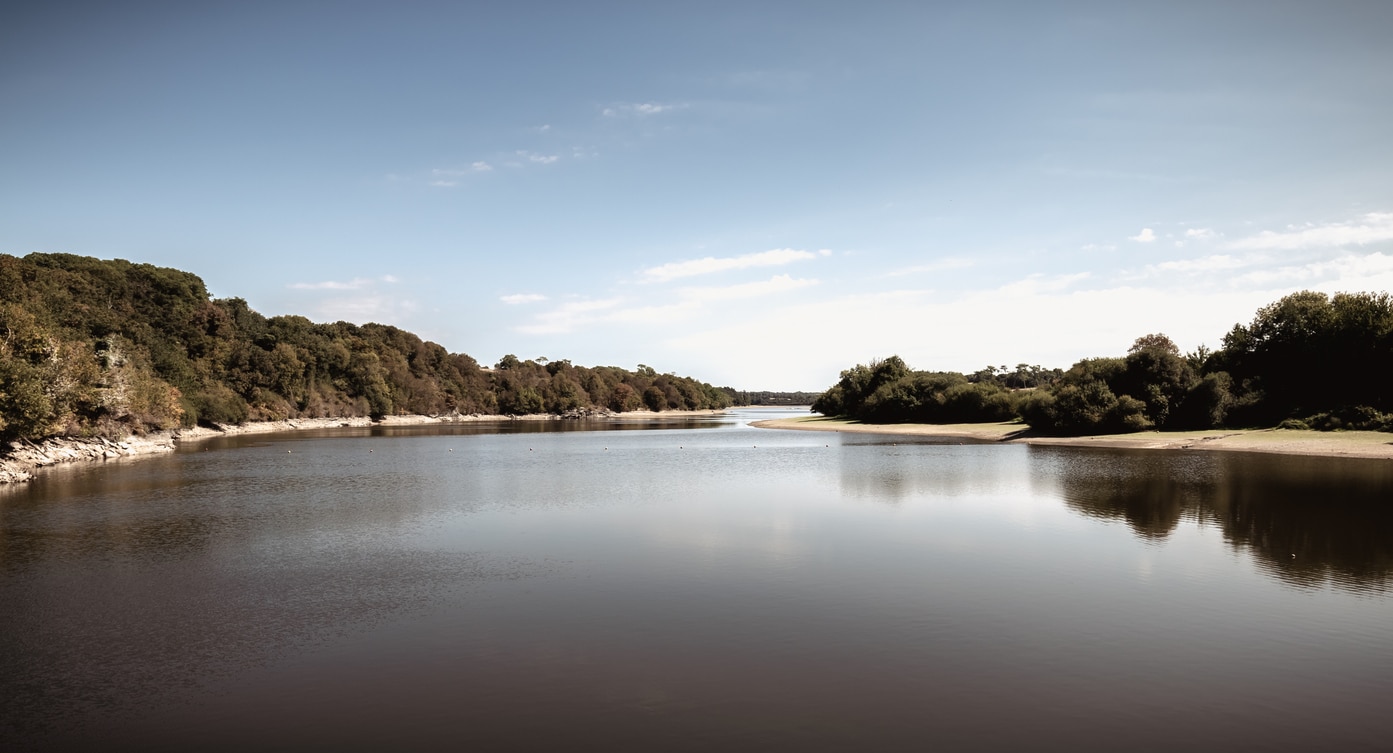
(3, 408, 1392, 751)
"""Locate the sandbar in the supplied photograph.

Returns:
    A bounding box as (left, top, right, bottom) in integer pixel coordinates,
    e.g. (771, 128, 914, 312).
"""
(751, 415, 1393, 460)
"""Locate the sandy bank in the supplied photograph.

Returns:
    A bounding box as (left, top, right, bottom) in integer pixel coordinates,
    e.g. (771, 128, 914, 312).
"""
(1, 409, 729, 483)
(751, 415, 1393, 460)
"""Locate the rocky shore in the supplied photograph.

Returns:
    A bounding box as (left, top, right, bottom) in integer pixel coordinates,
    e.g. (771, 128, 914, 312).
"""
(1, 407, 726, 484)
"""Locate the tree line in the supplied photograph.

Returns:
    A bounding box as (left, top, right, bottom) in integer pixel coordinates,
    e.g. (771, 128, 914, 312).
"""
(812, 290, 1393, 435)
(0, 253, 734, 442)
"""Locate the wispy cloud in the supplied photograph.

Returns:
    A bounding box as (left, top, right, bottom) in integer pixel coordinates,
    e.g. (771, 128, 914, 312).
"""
(1184, 227, 1216, 240)
(1234, 251, 1393, 288)
(1148, 254, 1251, 274)
(516, 298, 623, 335)
(501, 293, 548, 305)
(515, 275, 818, 335)
(641, 248, 829, 283)
(677, 274, 817, 302)
(1129, 228, 1157, 243)
(290, 277, 383, 290)
(602, 102, 686, 117)
(997, 272, 1091, 295)
(515, 150, 558, 165)
(885, 257, 974, 277)
(314, 295, 420, 324)
(1225, 212, 1393, 250)
(429, 163, 493, 186)
(287, 276, 415, 325)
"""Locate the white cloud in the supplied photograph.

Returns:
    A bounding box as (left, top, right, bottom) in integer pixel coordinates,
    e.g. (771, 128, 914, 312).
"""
(997, 272, 1090, 295)
(1080, 243, 1117, 252)
(314, 295, 419, 324)
(1148, 254, 1250, 274)
(515, 298, 623, 335)
(287, 275, 412, 325)
(1184, 227, 1215, 240)
(501, 293, 548, 305)
(428, 163, 492, 186)
(602, 102, 686, 117)
(1235, 251, 1393, 288)
(677, 274, 818, 302)
(1129, 228, 1157, 243)
(1224, 212, 1393, 250)
(885, 257, 974, 277)
(516, 151, 558, 165)
(289, 278, 374, 291)
(641, 248, 826, 283)
(513, 273, 820, 336)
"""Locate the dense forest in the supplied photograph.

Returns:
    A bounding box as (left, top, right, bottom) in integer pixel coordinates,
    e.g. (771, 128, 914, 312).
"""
(813, 290, 1393, 435)
(0, 253, 735, 442)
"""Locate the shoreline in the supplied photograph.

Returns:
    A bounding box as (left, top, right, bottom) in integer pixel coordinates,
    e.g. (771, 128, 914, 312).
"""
(750, 415, 1393, 460)
(0, 409, 729, 484)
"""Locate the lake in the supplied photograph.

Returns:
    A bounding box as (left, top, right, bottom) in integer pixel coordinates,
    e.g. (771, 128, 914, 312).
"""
(3, 407, 1392, 752)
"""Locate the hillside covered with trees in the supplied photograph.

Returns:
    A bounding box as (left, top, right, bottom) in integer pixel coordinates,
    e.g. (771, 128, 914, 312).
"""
(813, 290, 1393, 435)
(0, 253, 733, 442)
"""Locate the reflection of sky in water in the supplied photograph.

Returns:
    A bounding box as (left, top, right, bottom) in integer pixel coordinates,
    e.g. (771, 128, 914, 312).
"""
(3, 410, 1392, 751)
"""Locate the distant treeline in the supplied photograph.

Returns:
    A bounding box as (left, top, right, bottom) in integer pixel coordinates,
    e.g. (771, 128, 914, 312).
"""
(720, 390, 820, 406)
(813, 290, 1393, 434)
(0, 253, 736, 442)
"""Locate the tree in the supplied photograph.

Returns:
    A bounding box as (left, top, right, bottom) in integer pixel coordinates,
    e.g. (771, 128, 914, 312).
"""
(1128, 333, 1181, 356)
(642, 385, 666, 412)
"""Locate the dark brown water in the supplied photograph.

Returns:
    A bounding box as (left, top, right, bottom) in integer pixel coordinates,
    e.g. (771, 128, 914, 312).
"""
(3, 408, 1392, 752)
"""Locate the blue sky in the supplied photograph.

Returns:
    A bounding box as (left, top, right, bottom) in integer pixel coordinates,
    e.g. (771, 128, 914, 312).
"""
(4, 1, 1392, 390)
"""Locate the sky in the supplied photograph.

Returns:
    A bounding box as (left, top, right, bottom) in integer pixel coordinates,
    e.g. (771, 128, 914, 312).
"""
(3, 1, 1393, 390)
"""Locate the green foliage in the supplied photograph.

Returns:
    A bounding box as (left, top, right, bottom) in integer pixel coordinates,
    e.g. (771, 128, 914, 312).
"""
(968, 363, 1062, 389)
(812, 357, 1024, 424)
(0, 253, 732, 441)
(0, 357, 54, 440)
(1217, 290, 1393, 422)
(1283, 407, 1393, 432)
(814, 290, 1393, 436)
(642, 386, 666, 412)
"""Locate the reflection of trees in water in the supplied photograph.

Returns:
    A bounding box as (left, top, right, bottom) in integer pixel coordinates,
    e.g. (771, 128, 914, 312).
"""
(1212, 455, 1393, 594)
(1038, 448, 1393, 593)
(1036, 449, 1217, 541)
